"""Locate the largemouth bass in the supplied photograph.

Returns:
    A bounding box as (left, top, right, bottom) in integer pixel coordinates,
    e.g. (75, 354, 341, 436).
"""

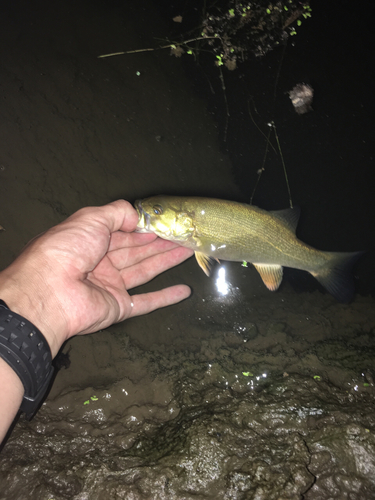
(135, 195, 362, 303)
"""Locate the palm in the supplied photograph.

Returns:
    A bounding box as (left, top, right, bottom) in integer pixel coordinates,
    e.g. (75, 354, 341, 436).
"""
(59, 227, 193, 337)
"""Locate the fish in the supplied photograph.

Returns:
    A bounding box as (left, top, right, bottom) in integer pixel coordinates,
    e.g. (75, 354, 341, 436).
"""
(135, 195, 363, 303)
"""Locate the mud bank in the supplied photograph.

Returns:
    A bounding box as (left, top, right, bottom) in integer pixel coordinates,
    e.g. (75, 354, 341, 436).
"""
(1, 289, 375, 499)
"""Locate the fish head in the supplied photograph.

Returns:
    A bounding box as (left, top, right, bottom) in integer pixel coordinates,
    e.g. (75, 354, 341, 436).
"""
(135, 196, 195, 243)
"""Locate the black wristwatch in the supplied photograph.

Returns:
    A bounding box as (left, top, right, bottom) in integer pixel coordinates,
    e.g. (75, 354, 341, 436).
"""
(0, 299, 54, 420)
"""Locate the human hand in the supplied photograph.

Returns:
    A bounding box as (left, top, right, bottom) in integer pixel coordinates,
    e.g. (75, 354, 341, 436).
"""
(0, 200, 193, 358)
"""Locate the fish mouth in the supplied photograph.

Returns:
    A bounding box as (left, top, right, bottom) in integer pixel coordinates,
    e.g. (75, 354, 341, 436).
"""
(135, 199, 151, 233)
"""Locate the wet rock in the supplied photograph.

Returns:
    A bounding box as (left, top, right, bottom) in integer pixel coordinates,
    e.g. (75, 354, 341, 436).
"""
(223, 331, 244, 348)
(242, 322, 259, 340)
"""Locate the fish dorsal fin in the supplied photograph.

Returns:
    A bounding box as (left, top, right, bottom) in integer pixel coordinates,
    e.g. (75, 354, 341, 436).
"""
(195, 252, 219, 276)
(253, 264, 283, 291)
(270, 206, 300, 233)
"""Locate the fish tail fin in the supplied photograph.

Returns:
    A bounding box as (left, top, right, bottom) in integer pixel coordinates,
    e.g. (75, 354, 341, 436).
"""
(311, 251, 364, 303)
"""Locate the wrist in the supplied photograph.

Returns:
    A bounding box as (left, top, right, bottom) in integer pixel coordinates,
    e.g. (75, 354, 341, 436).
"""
(0, 267, 67, 359)
(0, 357, 24, 441)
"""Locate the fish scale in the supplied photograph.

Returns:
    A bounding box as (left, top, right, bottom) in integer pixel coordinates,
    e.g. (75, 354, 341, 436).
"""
(157, 197, 324, 269)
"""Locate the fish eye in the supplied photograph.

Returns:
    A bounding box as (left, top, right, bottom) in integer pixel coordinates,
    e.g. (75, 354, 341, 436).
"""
(153, 204, 163, 215)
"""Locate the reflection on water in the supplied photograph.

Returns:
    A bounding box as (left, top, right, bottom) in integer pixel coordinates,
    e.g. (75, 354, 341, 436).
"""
(213, 265, 243, 306)
(215, 266, 229, 295)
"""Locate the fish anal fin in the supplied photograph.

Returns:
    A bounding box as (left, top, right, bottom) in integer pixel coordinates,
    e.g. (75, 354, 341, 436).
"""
(195, 252, 216, 276)
(253, 264, 283, 291)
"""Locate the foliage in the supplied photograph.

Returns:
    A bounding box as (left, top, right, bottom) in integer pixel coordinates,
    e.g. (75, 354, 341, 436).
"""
(199, 0, 312, 69)
(99, 1, 312, 69)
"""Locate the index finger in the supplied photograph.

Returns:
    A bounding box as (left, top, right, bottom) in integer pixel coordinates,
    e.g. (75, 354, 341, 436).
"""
(65, 199, 139, 234)
(34, 200, 140, 274)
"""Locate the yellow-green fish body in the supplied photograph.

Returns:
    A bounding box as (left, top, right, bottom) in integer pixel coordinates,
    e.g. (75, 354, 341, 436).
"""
(135, 195, 362, 302)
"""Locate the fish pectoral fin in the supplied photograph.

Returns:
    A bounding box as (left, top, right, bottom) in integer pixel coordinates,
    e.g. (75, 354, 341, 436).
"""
(253, 264, 283, 291)
(195, 252, 216, 276)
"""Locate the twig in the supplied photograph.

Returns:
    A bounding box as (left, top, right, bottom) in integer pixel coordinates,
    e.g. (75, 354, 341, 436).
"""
(98, 36, 217, 58)
(218, 66, 230, 142)
(272, 121, 293, 208)
(250, 125, 272, 205)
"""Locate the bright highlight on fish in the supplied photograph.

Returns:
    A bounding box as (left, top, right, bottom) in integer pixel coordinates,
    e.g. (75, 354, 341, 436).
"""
(135, 195, 363, 303)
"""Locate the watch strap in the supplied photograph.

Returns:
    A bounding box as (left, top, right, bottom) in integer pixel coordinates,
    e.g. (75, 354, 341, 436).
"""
(0, 299, 54, 419)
